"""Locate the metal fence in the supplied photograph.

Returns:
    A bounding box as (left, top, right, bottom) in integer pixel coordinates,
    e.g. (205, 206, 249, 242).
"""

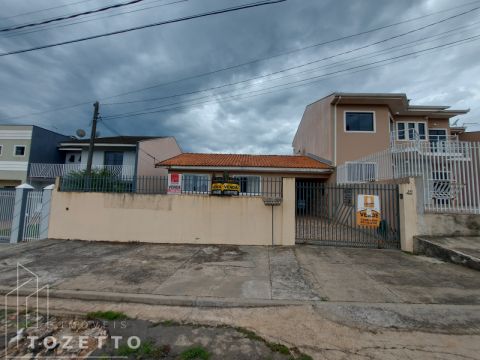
(296, 182, 400, 248)
(59, 175, 283, 198)
(29, 163, 135, 178)
(337, 141, 480, 214)
(0, 190, 15, 242)
(22, 190, 43, 242)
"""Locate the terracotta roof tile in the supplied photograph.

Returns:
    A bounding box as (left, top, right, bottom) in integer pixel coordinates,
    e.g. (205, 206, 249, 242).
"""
(157, 153, 332, 170)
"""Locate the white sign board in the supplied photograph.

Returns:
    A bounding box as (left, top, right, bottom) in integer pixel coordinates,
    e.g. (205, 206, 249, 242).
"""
(167, 173, 182, 194)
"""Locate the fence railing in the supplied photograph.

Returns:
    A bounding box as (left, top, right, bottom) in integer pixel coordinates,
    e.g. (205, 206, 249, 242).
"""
(0, 190, 15, 242)
(29, 163, 135, 178)
(337, 141, 480, 214)
(58, 175, 283, 198)
(22, 190, 43, 242)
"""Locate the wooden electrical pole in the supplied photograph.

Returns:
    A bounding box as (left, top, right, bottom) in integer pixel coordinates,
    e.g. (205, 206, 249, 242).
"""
(86, 101, 100, 176)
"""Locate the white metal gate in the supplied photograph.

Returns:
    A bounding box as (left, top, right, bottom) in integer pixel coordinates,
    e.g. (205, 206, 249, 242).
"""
(0, 190, 15, 242)
(22, 190, 43, 242)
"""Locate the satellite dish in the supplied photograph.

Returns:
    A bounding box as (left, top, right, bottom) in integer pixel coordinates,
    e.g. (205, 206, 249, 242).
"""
(76, 129, 86, 138)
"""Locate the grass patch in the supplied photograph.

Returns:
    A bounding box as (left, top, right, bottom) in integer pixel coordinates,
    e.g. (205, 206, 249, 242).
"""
(234, 327, 264, 342)
(86, 311, 128, 321)
(150, 319, 182, 328)
(179, 346, 210, 360)
(291, 355, 313, 360)
(117, 340, 155, 357)
(267, 343, 290, 355)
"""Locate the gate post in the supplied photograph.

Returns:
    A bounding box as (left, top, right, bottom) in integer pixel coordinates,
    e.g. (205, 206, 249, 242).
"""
(39, 184, 55, 240)
(399, 178, 419, 253)
(10, 184, 34, 244)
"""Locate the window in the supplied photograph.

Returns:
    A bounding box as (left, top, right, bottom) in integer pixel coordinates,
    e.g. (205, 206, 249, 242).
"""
(396, 122, 427, 140)
(397, 123, 405, 140)
(14, 145, 25, 156)
(345, 112, 375, 132)
(104, 151, 124, 166)
(182, 174, 210, 194)
(428, 129, 447, 142)
(346, 162, 377, 183)
(0, 145, 2, 156)
(233, 175, 261, 195)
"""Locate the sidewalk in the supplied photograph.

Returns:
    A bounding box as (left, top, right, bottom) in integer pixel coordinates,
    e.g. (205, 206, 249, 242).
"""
(0, 239, 479, 305)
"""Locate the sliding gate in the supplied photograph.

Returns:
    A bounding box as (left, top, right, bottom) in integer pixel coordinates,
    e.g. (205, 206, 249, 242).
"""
(296, 182, 400, 249)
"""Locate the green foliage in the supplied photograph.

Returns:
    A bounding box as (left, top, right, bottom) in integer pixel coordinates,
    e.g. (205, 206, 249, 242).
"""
(267, 343, 290, 355)
(60, 168, 133, 193)
(86, 310, 128, 320)
(179, 346, 211, 360)
(116, 340, 155, 357)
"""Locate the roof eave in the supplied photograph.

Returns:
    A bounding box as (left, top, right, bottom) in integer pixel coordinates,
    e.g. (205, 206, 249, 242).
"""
(156, 165, 332, 174)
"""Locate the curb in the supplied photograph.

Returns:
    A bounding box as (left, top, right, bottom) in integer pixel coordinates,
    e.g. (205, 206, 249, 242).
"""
(0, 286, 307, 308)
(414, 236, 480, 271)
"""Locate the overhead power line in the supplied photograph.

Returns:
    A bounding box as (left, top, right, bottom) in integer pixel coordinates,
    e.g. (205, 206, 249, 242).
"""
(0, 0, 476, 121)
(0, 0, 287, 57)
(0, 0, 98, 21)
(0, 0, 146, 33)
(98, 0, 480, 100)
(1, 0, 188, 39)
(102, 8, 480, 106)
(101, 34, 480, 120)
(101, 25, 480, 117)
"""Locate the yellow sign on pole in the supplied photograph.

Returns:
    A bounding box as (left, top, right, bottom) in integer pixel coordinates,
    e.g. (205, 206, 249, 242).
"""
(356, 194, 381, 228)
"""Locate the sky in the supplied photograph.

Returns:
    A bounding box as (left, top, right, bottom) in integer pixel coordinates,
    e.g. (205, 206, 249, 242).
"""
(0, 0, 479, 154)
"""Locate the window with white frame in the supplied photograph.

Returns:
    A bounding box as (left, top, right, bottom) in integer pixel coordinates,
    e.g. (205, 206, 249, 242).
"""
(346, 162, 377, 183)
(182, 174, 210, 193)
(14, 145, 26, 156)
(233, 175, 261, 195)
(396, 122, 426, 140)
(345, 112, 375, 132)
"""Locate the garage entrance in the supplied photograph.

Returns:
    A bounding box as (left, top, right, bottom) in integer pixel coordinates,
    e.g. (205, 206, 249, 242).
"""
(296, 181, 400, 248)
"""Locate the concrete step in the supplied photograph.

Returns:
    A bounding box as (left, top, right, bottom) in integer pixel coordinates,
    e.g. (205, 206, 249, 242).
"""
(414, 236, 480, 271)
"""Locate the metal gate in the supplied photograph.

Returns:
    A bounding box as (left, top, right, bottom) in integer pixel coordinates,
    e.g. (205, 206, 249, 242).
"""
(296, 181, 400, 249)
(0, 190, 16, 243)
(23, 190, 43, 242)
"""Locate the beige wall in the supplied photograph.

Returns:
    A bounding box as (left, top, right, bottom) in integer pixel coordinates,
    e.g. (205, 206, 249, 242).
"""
(292, 95, 334, 162)
(398, 178, 480, 253)
(48, 178, 296, 246)
(136, 137, 182, 177)
(335, 105, 391, 165)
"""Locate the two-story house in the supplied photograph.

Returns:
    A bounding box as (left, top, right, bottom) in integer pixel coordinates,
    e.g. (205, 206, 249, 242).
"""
(292, 92, 480, 213)
(28, 135, 182, 185)
(0, 125, 69, 188)
(293, 92, 469, 181)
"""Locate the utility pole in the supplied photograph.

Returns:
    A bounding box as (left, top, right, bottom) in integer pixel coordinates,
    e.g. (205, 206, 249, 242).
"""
(86, 101, 100, 176)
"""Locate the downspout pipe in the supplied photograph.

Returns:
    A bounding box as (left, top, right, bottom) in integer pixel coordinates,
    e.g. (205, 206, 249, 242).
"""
(333, 95, 342, 167)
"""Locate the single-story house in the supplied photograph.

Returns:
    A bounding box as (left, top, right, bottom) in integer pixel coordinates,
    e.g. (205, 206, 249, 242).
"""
(156, 153, 333, 195)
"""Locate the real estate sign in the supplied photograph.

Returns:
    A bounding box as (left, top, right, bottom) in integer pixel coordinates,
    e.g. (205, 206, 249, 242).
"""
(356, 194, 381, 228)
(167, 173, 182, 194)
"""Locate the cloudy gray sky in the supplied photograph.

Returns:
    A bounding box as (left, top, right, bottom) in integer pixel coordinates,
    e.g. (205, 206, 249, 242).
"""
(1, 0, 479, 154)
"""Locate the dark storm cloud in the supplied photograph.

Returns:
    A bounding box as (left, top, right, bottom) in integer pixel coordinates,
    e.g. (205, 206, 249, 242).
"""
(0, 0, 479, 154)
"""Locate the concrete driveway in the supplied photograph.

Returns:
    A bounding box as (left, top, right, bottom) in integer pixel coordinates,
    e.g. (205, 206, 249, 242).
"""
(0, 239, 479, 305)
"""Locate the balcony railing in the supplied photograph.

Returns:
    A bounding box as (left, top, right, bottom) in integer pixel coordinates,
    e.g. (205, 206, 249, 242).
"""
(29, 163, 135, 179)
(390, 129, 458, 150)
(337, 141, 480, 214)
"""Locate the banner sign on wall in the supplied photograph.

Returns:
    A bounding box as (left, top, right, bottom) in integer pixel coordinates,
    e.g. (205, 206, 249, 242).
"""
(356, 194, 381, 228)
(167, 173, 182, 194)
